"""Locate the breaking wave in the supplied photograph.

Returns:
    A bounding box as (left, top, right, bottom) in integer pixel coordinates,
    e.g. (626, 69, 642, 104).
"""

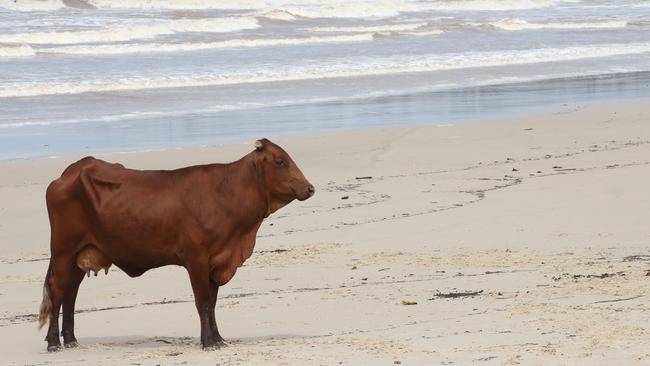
(422, 0, 580, 11)
(0, 17, 259, 44)
(3, 42, 650, 98)
(306, 22, 429, 33)
(37, 33, 377, 55)
(490, 18, 629, 31)
(0, 0, 66, 11)
(1, 0, 582, 16)
(0, 44, 35, 57)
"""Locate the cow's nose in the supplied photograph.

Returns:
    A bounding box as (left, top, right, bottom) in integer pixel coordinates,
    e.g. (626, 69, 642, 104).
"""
(307, 185, 315, 196)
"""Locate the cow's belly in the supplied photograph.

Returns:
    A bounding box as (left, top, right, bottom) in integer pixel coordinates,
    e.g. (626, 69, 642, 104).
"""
(85, 216, 186, 276)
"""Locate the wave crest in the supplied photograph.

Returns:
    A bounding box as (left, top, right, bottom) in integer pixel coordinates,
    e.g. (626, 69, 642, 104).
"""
(0, 44, 35, 57)
(3, 43, 650, 98)
(491, 18, 629, 31)
(0, 17, 259, 45)
(37, 34, 376, 55)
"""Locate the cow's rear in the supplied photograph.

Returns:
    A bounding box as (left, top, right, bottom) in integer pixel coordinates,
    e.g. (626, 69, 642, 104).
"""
(39, 157, 115, 351)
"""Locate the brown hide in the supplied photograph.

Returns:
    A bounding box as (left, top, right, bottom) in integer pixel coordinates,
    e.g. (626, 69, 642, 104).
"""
(40, 139, 314, 351)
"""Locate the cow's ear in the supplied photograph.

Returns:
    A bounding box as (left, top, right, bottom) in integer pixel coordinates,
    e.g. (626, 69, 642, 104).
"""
(254, 140, 264, 151)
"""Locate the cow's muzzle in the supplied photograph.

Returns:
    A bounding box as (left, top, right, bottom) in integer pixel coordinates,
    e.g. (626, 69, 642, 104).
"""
(297, 184, 315, 201)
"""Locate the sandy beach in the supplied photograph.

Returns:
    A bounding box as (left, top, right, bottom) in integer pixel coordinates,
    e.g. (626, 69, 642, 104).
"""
(1, 99, 649, 365)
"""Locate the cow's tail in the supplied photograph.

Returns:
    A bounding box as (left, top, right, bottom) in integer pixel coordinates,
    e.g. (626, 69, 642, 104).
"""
(38, 259, 53, 330)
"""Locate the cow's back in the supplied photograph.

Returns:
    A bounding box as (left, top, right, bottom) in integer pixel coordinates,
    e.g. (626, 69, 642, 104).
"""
(46, 157, 182, 276)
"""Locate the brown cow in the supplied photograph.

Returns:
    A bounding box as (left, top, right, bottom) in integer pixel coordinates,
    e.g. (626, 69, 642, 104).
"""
(38, 138, 314, 352)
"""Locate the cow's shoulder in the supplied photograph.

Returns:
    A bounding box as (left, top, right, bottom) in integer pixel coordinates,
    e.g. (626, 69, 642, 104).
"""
(76, 158, 128, 212)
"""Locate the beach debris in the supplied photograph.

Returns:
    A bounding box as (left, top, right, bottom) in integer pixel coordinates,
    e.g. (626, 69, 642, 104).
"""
(355, 176, 372, 180)
(402, 300, 417, 305)
(351, 265, 358, 270)
(551, 272, 625, 281)
(258, 248, 289, 254)
(341, 196, 349, 200)
(623, 254, 650, 262)
(524, 128, 533, 131)
(394, 361, 402, 364)
(511, 168, 519, 172)
(592, 295, 643, 304)
(429, 290, 483, 299)
(476, 356, 498, 362)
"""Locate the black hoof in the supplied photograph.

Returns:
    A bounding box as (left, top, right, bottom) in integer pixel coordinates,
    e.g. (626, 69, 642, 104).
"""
(64, 341, 79, 348)
(202, 345, 221, 351)
(202, 340, 227, 351)
(47, 345, 62, 352)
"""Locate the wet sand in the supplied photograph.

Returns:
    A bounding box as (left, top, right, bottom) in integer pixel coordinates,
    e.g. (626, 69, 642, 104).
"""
(1, 99, 649, 365)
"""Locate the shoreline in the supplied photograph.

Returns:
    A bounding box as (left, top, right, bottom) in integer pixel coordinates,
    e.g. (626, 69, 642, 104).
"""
(2, 71, 649, 161)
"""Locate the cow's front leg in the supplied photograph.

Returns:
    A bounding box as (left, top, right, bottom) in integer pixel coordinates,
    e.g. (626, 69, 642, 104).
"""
(209, 280, 226, 346)
(186, 259, 221, 350)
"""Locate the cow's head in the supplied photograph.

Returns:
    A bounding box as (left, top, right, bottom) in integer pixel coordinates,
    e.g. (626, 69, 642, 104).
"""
(253, 138, 314, 212)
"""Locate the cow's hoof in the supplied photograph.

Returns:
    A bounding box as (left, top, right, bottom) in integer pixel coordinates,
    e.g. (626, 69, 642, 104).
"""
(47, 345, 62, 352)
(202, 341, 227, 351)
(64, 341, 79, 348)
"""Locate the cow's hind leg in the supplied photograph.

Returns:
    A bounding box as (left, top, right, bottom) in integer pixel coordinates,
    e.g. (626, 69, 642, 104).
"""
(209, 281, 226, 346)
(62, 266, 85, 348)
(45, 254, 75, 352)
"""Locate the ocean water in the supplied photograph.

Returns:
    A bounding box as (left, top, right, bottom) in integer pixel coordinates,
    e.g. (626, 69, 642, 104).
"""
(0, 0, 649, 159)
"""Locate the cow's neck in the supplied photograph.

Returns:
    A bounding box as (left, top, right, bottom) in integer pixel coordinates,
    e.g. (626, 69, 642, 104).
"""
(219, 153, 272, 221)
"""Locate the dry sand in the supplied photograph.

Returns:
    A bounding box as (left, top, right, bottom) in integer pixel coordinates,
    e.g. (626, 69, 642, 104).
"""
(1, 99, 649, 365)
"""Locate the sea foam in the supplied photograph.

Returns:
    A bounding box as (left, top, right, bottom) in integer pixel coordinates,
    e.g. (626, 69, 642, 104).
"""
(0, 44, 35, 57)
(490, 18, 629, 31)
(3, 42, 650, 98)
(38, 34, 377, 55)
(0, 17, 259, 44)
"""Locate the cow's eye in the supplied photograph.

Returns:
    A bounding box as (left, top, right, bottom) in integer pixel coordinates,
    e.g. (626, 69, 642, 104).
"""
(274, 159, 285, 167)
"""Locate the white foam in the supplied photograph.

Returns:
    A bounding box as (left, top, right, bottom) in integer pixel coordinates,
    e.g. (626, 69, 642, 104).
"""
(0, 17, 259, 44)
(86, 0, 266, 10)
(0, 44, 35, 57)
(423, 0, 580, 11)
(83, 0, 579, 14)
(0, 0, 583, 16)
(255, 10, 297, 22)
(0, 0, 65, 11)
(274, 2, 410, 19)
(85, 0, 410, 17)
(3, 42, 650, 98)
(306, 22, 429, 33)
(491, 18, 629, 31)
(38, 33, 376, 55)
